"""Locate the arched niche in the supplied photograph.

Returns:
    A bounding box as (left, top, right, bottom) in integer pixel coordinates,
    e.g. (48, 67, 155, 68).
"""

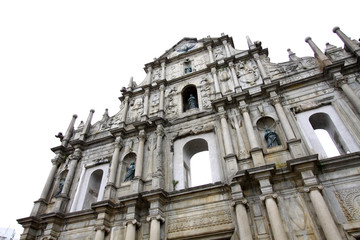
(173, 132, 222, 190)
(256, 116, 282, 150)
(182, 85, 198, 112)
(121, 152, 137, 184)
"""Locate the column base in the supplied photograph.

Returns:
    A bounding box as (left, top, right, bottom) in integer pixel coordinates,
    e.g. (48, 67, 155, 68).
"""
(30, 198, 48, 216)
(103, 183, 117, 200)
(288, 139, 306, 158)
(224, 154, 239, 177)
(130, 178, 144, 194)
(250, 148, 265, 167)
(53, 195, 70, 213)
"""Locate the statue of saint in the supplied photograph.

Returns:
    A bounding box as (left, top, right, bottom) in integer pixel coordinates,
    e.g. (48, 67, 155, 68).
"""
(55, 179, 65, 197)
(185, 64, 192, 74)
(188, 94, 197, 110)
(124, 162, 135, 182)
(264, 128, 281, 148)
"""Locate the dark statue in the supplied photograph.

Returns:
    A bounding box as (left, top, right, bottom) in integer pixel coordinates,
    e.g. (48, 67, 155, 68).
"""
(188, 94, 197, 110)
(124, 161, 135, 182)
(55, 179, 65, 197)
(264, 128, 281, 148)
(185, 64, 192, 74)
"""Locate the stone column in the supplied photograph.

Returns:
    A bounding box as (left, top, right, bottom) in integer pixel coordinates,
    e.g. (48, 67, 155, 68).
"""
(235, 200, 252, 239)
(61, 114, 77, 147)
(152, 124, 164, 189)
(229, 61, 241, 93)
(253, 54, 270, 84)
(305, 37, 332, 66)
(39, 154, 62, 200)
(305, 187, 342, 240)
(219, 112, 234, 156)
(271, 96, 296, 141)
(159, 84, 165, 116)
(161, 62, 166, 80)
(335, 74, 360, 114)
(108, 137, 123, 184)
(211, 67, 222, 98)
(147, 216, 164, 240)
(134, 130, 146, 179)
(125, 220, 137, 240)
(80, 109, 95, 141)
(333, 26, 360, 57)
(61, 148, 81, 195)
(240, 105, 259, 150)
(121, 96, 130, 123)
(94, 228, 105, 240)
(263, 195, 287, 240)
(142, 88, 150, 120)
(231, 115, 248, 159)
(223, 40, 231, 57)
(207, 45, 215, 63)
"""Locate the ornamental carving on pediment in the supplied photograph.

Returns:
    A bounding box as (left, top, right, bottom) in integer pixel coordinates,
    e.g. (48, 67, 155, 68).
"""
(152, 68, 161, 81)
(167, 209, 232, 233)
(214, 47, 225, 60)
(336, 187, 360, 221)
(236, 60, 259, 85)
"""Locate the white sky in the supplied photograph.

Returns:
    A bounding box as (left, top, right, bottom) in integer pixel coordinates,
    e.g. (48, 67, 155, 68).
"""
(0, 0, 358, 238)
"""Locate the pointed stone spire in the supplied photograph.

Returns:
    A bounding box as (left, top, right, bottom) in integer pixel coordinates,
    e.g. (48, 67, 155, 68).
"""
(333, 26, 360, 57)
(287, 48, 301, 62)
(101, 108, 109, 122)
(79, 109, 95, 141)
(305, 37, 332, 67)
(246, 36, 256, 50)
(61, 114, 77, 147)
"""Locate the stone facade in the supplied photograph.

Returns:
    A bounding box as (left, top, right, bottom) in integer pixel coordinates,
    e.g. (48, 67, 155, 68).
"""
(18, 27, 360, 240)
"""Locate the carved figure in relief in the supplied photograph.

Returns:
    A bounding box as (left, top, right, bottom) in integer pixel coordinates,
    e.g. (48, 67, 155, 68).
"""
(124, 162, 135, 182)
(150, 94, 160, 114)
(219, 68, 231, 93)
(214, 47, 225, 60)
(265, 128, 281, 148)
(237, 61, 259, 84)
(200, 77, 212, 109)
(130, 98, 143, 121)
(152, 69, 161, 81)
(194, 55, 208, 71)
(169, 64, 181, 80)
(165, 87, 178, 117)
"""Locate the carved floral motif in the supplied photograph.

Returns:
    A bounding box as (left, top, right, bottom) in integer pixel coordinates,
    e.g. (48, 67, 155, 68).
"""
(336, 187, 360, 221)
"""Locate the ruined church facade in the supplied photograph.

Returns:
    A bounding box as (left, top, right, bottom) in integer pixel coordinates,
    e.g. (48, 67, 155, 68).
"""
(18, 27, 360, 240)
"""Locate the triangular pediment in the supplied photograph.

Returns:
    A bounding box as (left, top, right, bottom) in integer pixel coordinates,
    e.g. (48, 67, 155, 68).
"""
(158, 37, 205, 60)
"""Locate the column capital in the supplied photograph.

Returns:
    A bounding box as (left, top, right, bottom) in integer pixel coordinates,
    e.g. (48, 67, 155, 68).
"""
(156, 124, 164, 137)
(232, 198, 248, 207)
(270, 96, 281, 105)
(94, 226, 110, 233)
(70, 148, 82, 161)
(239, 105, 249, 114)
(138, 130, 146, 141)
(211, 67, 217, 74)
(144, 88, 150, 95)
(333, 72, 347, 87)
(159, 84, 165, 91)
(146, 215, 165, 223)
(161, 61, 166, 67)
(228, 61, 234, 67)
(260, 193, 278, 202)
(114, 136, 124, 148)
(207, 45, 213, 51)
(124, 219, 141, 228)
(304, 185, 323, 193)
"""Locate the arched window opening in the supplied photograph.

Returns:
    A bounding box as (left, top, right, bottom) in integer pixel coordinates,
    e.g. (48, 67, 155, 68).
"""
(190, 151, 211, 187)
(82, 169, 103, 210)
(183, 138, 211, 187)
(182, 85, 198, 112)
(309, 113, 345, 156)
(314, 129, 340, 157)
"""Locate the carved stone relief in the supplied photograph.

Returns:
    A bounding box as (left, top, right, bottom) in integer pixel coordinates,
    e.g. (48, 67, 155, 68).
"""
(168, 63, 181, 80)
(149, 93, 160, 115)
(193, 54, 209, 71)
(152, 68, 161, 81)
(336, 187, 360, 221)
(167, 209, 232, 234)
(165, 86, 178, 118)
(128, 97, 143, 122)
(236, 60, 260, 87)
(214, 47, 225, 60)
(218, 68, 232, 94)
(200, 77, 212, 110)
